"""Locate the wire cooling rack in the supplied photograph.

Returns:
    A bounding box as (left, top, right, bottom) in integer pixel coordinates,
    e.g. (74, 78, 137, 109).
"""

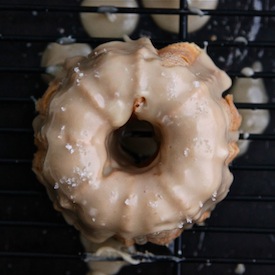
(1, 0, 275, 274)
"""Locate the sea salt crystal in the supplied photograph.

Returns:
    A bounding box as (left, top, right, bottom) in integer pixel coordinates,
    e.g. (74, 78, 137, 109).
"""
(65, 143, 74, 154)
(162, 115, 173, 126)
(94, 71, 100, 78)
(178, 221, 184, 229)
(124, 199, 130, 205)
(124, 195, 137, 206)
(148, 201, 158, 208)
(183, 148, 190, 157)
(58, 125, 66, 139)
(70, 195, 76, 203)
(89, 208, 98, 217)
(193, 81, 200, 88)
(211, 191, 217, 201)
(73, 166, 91, 181)
(74, 67, 80, 73)
(61, 177, 76, 186)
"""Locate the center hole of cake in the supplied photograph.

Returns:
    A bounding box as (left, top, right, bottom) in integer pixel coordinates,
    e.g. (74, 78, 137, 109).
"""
(111, 115, 161, 168)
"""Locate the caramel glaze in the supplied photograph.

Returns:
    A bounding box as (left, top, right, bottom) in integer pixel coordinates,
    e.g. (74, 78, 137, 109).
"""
(33, 38, 241, 246)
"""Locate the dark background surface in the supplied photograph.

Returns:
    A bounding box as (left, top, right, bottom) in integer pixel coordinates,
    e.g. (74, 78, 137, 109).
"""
(0, 0, 275, 274)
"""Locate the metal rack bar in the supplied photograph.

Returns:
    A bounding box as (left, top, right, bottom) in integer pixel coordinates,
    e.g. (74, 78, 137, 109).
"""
(2, 34, 275, 48)
(0, 4, 275, 17)
(1, 251, 275, 266)
(1, 219, 275, 235)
